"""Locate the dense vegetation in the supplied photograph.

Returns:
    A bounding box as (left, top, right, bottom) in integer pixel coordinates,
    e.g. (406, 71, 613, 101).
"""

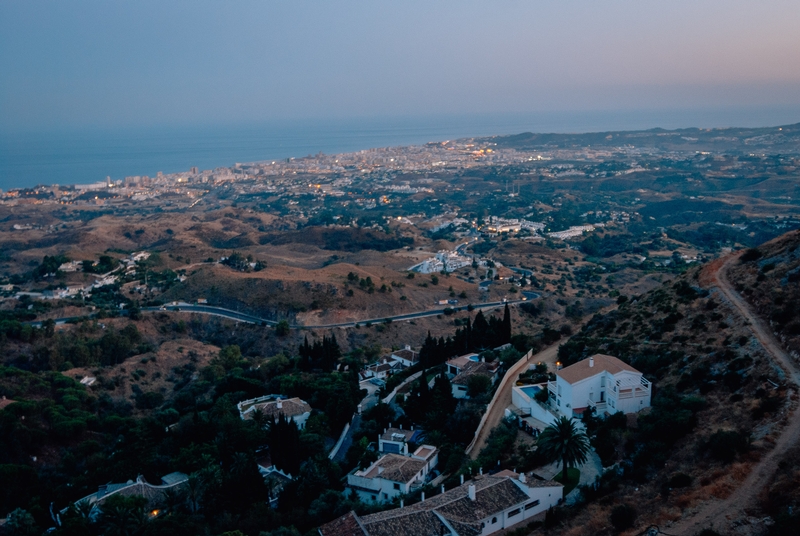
(0, 339, 366, 536)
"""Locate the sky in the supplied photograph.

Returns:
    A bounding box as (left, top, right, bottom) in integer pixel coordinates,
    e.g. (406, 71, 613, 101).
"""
(2, 0, 800, 131)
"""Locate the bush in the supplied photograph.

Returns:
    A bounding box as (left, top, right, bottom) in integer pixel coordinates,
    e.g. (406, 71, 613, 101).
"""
(740, 248, 762, 262)
(275, 320, 290, 336)
(706, 429, 750, 463)
(610, 504, 636, 531)
(668, 472, 693, 488)
(135, 391, 164, 409)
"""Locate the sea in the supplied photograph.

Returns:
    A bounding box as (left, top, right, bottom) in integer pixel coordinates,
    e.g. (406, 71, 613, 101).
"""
(2, 107, 799, 191)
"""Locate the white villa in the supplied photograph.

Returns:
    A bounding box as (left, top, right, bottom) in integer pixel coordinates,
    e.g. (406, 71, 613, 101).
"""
(346, 445, 439, 503)
(237, 395, 312, 429)
(323, 471, 563, 536)
(511, 354, 651, 425)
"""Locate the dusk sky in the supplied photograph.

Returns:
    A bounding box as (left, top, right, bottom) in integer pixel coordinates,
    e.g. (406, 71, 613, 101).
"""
(2, 0, 800, 130)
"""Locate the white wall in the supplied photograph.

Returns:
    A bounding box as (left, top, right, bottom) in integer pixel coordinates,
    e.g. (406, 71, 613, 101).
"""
(555, 377, 573, 414)
(452, 384, 469, 399)
(477, 481, 563, 535)
(511, 386, 557, 426)
(293, 411, 310, 430)
(612, 371, 651, 414)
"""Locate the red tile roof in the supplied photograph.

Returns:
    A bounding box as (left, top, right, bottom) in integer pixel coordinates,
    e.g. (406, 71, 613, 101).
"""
(556, 354, 638, 385)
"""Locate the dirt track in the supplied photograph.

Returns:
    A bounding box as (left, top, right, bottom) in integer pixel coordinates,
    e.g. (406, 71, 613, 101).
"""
(668, 252, 800, 535)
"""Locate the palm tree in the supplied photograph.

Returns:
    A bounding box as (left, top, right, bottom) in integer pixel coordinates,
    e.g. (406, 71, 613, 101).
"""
(536, 416, 590, 484)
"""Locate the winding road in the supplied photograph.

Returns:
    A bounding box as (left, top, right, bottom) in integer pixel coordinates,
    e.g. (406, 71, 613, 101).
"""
(30, 298, 531, 330)
(665, 251, 800, 535)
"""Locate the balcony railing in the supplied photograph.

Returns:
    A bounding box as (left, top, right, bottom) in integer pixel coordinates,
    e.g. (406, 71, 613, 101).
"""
(586, 399, 607, 411)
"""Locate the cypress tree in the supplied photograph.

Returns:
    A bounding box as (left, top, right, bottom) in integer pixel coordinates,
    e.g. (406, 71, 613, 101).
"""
(502, 303, 512, 343)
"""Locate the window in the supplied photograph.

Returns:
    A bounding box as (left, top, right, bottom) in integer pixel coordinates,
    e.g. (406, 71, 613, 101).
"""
(557, 385, 562, 396)
(393, 483, 400, 490)
(525, 500, 540, 510)
(371, 495, 376, 501)
(600, 376, 606, 387)
(491, 517, 497, 524)
(507, 508, 521, 517)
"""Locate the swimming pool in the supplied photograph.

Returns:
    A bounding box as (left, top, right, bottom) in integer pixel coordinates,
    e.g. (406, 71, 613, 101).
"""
(520, 385, 543, 398)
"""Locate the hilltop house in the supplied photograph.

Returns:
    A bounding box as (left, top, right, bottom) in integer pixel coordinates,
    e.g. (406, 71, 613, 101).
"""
(549, 354, 651, 417)
(511, 354, 651, 426)
(347, 442, 439, 503)
(322, 472, 563, 536)
(237, 395, 312, 429)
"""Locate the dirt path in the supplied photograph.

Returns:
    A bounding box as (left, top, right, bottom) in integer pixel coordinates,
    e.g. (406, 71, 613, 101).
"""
(467, 343, 560, 458)
(668, 252, 800, 535)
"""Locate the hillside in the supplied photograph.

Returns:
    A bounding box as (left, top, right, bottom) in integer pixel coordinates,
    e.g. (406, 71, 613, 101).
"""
(487, 122, 800, 153)
(526, 240, 797, 535)
(726, 229, 800, 358)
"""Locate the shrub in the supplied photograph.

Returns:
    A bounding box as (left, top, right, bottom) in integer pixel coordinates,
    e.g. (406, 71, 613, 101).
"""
(275, 320, 290, 336)
(740, 248, 762, 262)
(135, 391, 164, 410)
(610, 504, 636, 531)
(706, 430, 750, 463)
(668, 472, 693, 488)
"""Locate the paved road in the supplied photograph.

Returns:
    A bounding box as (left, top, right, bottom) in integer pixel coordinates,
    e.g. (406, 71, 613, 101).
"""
(143, 299, 527, 329)
(665, 251, 800, 535)
(28, 298, 529, 331)
(331, 381, 381, 463)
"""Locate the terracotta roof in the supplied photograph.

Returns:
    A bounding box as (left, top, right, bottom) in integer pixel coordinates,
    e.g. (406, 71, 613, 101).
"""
(446, 354, 479, 369)
(556, 354, 639, 385)
(0, 398, 16, 410)
(433, 477, 530, 524)
(318, 511, 367, 536)
(493, 469, 519, 479)
(361, 510, 448, 536)
(342, 475, 545, 535)
(362, 454, 428, 483)
(392, 349, 419, 362)
(452, 361, 498, 386)
(242, 397, 311, 420)
(413, 446, 435, 460)
(324, 475, 563, 535)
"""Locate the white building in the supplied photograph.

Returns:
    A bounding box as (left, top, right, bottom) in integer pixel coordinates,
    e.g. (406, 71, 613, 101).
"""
(446, 354, 500, 399)
(409, 250, 472, 274)
(512, 354, 651, 424)
(238, 395, 312, 429)
(346, 445, 439, 503)
(547, 225, 595, 240)
(323, 472, 563, 536)
(391, 345, 420, 368)
(379, 427, 425, 455)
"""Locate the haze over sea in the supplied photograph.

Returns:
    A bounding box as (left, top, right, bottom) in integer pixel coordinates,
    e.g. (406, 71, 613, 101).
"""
(2, 107, 799, 191)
